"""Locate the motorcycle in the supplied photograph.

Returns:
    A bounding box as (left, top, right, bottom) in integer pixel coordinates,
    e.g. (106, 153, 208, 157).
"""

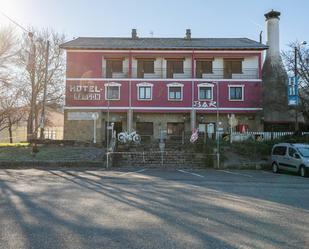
(117, 130, 141, 144)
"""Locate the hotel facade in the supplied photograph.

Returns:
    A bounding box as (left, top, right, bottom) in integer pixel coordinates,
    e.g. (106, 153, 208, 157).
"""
(61, 29, 268, 143)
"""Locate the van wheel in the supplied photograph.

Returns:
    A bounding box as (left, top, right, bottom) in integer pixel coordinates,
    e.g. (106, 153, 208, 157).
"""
(299, 165, 308, 177)
(272, 162, 279, 173)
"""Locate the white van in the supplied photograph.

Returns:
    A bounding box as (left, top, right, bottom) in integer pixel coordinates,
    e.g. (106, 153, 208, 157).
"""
(271, 143, 309, 177)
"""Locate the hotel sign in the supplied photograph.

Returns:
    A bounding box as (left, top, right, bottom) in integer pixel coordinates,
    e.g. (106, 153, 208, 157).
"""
(69, 85, 103, 101)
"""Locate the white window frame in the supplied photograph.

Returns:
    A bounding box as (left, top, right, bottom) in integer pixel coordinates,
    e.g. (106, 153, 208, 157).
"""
(137, 82, 153, 101)
(228, 84, 244, 101)
(167, 82, 183, 101)
(104, 82, 121, 100)
(198, 83, 214, 101)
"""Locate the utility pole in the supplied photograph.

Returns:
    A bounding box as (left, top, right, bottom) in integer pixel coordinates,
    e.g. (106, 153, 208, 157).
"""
(40, 40, 50, 140)
(294, 41, 307, 132)
(294, 46, 299, 132)
(27, 32, 36, 141)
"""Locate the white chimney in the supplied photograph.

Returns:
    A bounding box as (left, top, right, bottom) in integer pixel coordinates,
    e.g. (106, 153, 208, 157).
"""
(265, 10, 281, 59)
(131, 29, 138, 39)
(185, 29, 191, 40)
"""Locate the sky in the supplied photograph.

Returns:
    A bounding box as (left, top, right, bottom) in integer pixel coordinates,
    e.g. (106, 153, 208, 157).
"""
(0, 0, 308, 51)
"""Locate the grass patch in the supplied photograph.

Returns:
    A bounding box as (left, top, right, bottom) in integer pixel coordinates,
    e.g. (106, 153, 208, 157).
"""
(0, 143, 29, 147)
(0, 146, 104, 162)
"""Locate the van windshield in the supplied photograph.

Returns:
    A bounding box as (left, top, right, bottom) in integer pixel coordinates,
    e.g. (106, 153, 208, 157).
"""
(298, 147, 309, 157)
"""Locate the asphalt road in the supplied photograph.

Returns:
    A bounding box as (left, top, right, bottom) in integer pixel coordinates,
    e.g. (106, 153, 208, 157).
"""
(0, 168, 308, 249)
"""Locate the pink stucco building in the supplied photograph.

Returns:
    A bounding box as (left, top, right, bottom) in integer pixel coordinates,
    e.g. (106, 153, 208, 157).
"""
(61, 29, 267, 143)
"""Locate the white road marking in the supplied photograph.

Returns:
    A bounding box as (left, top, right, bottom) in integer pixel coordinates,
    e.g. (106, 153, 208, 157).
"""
(119, 169, 146, 176)
(218, 170, 253, 178)
(177, 169, 204, 178)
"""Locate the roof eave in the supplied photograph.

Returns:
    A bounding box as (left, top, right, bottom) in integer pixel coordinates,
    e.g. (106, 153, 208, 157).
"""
(60, 46, 268, 51)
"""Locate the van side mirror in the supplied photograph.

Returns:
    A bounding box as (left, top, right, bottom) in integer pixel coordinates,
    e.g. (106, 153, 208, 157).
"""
(294, 153, 301, 159)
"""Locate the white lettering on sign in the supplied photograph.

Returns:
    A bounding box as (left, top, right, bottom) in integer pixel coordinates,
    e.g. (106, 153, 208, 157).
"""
(68, 112, 99, 120)
(69, 85, 102, 101)
(73, 93, 101, 101)
(193, 101, 217, 108)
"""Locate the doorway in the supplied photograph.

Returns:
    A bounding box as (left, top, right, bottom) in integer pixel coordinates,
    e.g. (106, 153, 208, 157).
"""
(105, 121, 122, 142)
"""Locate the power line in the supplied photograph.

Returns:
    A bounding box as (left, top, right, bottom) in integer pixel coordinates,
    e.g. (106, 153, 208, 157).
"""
(0, 10, 29, 33)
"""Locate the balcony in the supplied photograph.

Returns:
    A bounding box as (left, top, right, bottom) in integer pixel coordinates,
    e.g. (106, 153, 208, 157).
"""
(102, 67, 259, 79)
(103, 67, 129, 78)
(196, 68, 259, 79)
(134, 68, 192, 79)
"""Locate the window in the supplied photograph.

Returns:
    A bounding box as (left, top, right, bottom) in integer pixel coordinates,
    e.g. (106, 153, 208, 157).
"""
(168, 83, 183, 101)
(167, 123, 184, 135)
(167, 60, 184, 78)
(106, 86, 119, 100)
(136, 122, 153, 135)
(138, 86, 152, 100)
(273, 146, 287, 156)
(168, 87, 182, 100)
(231, 61, 242, 73)
(288, 147, 297, 157)
(298, 147, 309, 157)
(224, 59, 243, 78)
(137, 83, 153, 100)
(137, 60, 155, 78)
(106, 59, 123, 77)
(199, 86, 213, 100)
(196, 60, 212, 78)
(105, 83, 121, 100)
(229, 86, 244, 101)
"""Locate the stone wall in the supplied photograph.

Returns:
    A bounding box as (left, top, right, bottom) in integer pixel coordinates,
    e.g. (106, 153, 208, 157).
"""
(64, 110, 263, 143)
(64, 110, 103, 143)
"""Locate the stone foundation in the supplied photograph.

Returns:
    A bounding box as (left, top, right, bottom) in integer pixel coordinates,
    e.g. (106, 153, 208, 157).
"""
(64, 109, 263, 143)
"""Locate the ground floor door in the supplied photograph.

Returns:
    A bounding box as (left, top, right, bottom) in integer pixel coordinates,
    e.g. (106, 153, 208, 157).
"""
(105, 121, 122, 142)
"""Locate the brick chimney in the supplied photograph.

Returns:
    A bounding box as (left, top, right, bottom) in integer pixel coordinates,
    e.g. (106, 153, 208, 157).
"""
(185, 29, 191, 40)
(131, 29, 138, 39)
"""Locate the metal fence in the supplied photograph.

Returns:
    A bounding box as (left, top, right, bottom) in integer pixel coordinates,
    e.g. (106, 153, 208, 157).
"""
(229, 131, 309, 142)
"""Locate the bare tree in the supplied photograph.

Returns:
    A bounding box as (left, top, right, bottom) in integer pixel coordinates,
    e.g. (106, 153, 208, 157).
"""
(17, 28, 65, 140)
(282, 42, 309, 125)
(0, 26, 20, 140)
(0, 90, 26, 143)
(0, 26, 17, 91)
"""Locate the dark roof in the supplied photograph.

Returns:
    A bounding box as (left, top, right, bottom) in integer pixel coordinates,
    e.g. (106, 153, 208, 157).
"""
(264, 10, 281, 20)
(60, 37, 268, 50)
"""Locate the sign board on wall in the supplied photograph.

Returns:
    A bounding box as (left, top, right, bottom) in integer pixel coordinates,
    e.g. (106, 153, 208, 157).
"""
(68, 112, 99, 121)
(68, 84, 103, 101)
(198, 124, 206, 132)
(288, 76, 299, 106)
(207, 123, 215, 133)
(193, 101, 217, 108)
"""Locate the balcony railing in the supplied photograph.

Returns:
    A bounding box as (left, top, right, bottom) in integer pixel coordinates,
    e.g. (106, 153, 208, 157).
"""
(102, 67, 259, 79)
(196, 68, 259, 79)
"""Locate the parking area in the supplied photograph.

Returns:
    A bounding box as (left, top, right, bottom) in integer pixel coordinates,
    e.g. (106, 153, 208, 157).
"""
(0, 168, 308, 249)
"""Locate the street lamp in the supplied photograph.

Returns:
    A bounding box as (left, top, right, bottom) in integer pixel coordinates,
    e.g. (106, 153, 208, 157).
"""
(294, 41, 307, 131)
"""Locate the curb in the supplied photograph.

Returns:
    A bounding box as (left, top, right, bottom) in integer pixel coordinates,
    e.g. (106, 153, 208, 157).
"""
(0, 161, 105, 169)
